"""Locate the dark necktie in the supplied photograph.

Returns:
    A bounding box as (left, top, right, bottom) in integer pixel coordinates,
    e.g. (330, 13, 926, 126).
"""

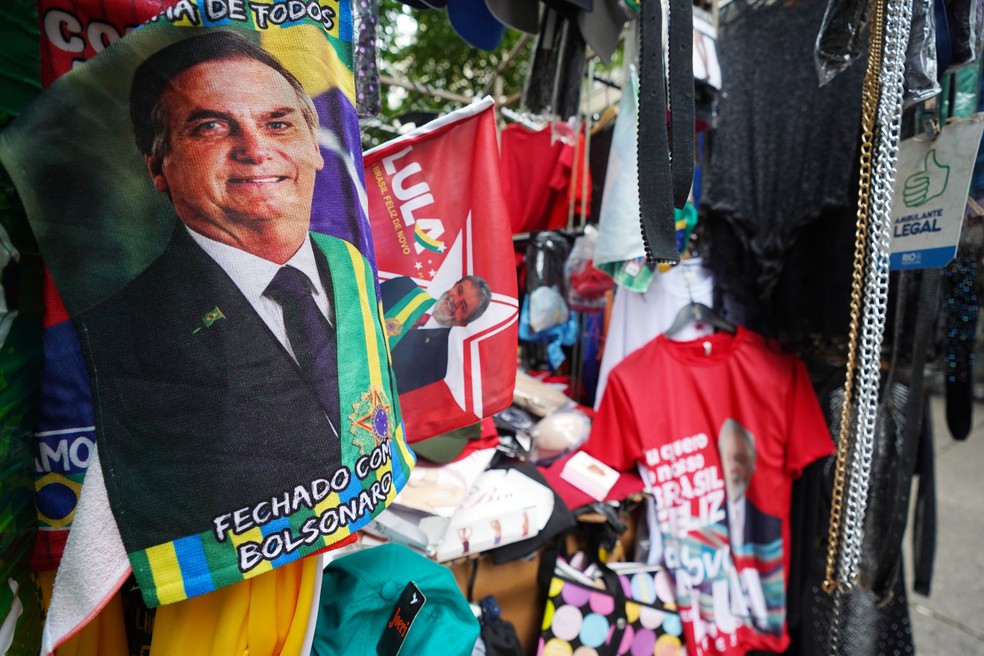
(265, 265, 340, 436)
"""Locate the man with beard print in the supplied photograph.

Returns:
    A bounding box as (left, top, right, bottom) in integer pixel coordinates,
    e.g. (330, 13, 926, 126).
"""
(380, 275, 491, 393)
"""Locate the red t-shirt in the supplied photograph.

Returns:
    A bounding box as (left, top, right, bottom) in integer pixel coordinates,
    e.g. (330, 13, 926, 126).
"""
(585, 327, 833, 656)
(499, 123, 573, 234)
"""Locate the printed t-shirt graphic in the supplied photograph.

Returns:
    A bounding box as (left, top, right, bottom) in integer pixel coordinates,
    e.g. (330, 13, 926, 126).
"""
(0, 10, 413, 607)
(584, 328, 833, 655)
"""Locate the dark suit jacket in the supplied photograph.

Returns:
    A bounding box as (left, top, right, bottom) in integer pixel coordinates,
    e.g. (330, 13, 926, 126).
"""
(379, 275, 422, 310)
(77, 225, 344, 552)
(391, 326, 451, 393)
(742, 498, 782, 547)
(380, 276, 451, 394)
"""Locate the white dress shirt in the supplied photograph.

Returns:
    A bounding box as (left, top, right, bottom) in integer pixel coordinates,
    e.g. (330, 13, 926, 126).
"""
(728, 497, 746, 550)
(185, 226, 333, 364)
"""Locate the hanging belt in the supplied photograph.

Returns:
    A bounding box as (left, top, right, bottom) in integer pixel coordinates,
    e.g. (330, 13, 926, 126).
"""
(637, 0, 694, 263)
(667, 0, 694, 209)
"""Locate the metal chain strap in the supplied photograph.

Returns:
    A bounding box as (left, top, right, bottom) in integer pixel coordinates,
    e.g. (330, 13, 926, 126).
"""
(839, 0, 913, 592)
(831, 579, 845, 656)
(823, 0, 885, 597)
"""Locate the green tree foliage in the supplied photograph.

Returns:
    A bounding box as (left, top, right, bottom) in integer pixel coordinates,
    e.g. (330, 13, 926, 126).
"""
(366, 0, 532, 143)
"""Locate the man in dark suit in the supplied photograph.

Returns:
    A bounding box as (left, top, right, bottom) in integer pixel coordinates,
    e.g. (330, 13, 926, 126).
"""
(380, 275, 491, 393)
(718, 419, 782, 550)
(718, 418, 784, 636)
(77, 31, 395, 556)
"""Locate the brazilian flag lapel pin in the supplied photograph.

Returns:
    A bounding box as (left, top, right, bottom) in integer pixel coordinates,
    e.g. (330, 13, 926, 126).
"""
(193, 307, 225, 334)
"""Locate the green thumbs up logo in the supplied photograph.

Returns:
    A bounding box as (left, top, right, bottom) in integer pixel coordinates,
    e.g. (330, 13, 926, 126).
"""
(903, 149, 949, 208)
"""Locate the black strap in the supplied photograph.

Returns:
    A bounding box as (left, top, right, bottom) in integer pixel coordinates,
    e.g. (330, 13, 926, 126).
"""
(667, 0, 695, 210)
(596, 564, 629, 656)
(466, 557, 480, 602)
(861, 270, 940, 598)
(638, 0, 694, 262)
(536, 532, 570, 594)
(541, 527, 629, 656)
(911, 399, 936, 595)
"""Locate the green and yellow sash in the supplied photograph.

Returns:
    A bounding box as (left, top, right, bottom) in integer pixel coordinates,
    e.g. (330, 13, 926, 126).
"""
(383, 284, 437, 348)
(131, 235, 414, 607)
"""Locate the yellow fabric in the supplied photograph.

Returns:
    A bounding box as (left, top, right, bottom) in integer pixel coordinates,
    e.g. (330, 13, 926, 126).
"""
(38, 571, 128, 656)
(39, 554, 317, 655)
(143, 540, 188, 605)
(260, 24, 355, 104)
(150, 555, 317, 656)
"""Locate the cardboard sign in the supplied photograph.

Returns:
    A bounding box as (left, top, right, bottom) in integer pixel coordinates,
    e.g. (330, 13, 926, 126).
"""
(890, 114, 984, 270)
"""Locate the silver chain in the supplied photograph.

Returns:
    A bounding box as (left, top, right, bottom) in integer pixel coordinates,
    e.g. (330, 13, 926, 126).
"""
(837, 0, 913, 593)
(831, 581, 845, 654)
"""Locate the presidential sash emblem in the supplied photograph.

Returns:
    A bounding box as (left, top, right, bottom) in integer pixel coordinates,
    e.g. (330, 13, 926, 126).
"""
(349, 386, 393, 455)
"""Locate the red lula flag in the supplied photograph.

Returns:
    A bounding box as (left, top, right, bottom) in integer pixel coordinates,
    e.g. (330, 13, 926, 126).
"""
(364, 99, 518, 442)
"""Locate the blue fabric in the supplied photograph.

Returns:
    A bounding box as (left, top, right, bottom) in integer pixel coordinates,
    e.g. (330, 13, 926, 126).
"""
(580, 311, 603, 407)
(935, 0, 952, 76)
(519, 296, 578, 370)
(447, 0, 505, 51)
(972, 69, 984, 195)
(172, 534, 216, 597)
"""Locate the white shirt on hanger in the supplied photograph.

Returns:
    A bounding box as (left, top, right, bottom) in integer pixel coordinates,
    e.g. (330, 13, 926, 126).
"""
(594, 259, 715, 409)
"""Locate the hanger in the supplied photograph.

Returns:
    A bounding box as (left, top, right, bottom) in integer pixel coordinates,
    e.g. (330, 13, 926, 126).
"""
(663, 262, 736, 337)
(591, 105, 618, 134)
(550, 117, 577, 147)
(500, 107, 548, 131)
(664, 301, 736, 337)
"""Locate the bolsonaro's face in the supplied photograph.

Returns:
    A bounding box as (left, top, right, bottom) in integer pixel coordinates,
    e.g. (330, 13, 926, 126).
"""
(149, 56, 324, 238)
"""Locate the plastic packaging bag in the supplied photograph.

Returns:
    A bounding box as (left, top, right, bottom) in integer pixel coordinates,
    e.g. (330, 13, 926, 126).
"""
(513, 370, 573, 418)
(529, 409, 592, 465)
(814, 0, 870, 86)
(565, 226, 614, 313)
(528, 286, 570, 333)
(493, 406, 537, 458)
(977, 0, 984, 67)
(526, 231, 571, 332)
(946, 0, 983, 69)
(903, 0, 942, 107)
